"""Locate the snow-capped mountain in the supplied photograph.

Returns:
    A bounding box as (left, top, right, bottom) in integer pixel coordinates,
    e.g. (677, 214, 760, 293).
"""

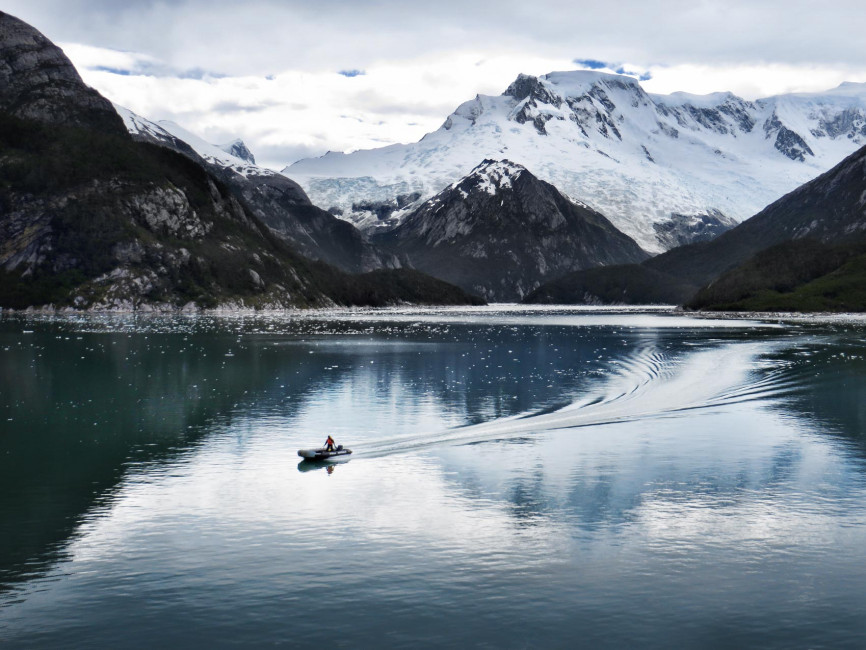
(374, 159, 648, 300)
(286, 70, 866, 253)
(115, 105, 269, 178)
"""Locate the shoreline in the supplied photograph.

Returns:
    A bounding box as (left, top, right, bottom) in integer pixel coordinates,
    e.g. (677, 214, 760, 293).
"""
(4, 303, 866, 326)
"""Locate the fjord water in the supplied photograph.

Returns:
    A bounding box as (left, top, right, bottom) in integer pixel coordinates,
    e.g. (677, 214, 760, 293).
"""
(2, 307, 866, 648)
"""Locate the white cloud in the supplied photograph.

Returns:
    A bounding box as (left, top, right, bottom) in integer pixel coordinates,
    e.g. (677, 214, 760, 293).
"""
(642, 63, 866, 99)
(13, 0, 861, 169)
(69, 42, 866, 171)
(60, 42, 159, 73)
(69, 47, 576, 168)
(11, 0, 866, 74)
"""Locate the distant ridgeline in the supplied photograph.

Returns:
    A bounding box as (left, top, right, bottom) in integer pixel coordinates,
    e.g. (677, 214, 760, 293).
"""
(0, 11, 482, 310)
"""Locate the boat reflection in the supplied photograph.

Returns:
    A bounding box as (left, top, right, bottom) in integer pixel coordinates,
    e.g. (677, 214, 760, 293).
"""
(297, 459, 345, 474)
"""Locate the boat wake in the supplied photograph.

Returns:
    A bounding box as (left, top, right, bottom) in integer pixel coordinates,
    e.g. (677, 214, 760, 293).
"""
(353, 340, 801, 458)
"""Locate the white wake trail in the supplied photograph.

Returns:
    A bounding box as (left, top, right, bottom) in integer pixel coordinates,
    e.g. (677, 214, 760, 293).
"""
(354, 341, 778, 458)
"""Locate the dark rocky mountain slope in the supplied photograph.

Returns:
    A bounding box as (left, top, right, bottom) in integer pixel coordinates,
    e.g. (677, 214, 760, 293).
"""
(374, 159, 648, 301)
(0, 11, 480, 310)
(644, 141, 866, 289)
(116, 107, 399, 274)
(0, 12, 124, 134)
(214, 166, 400, 274)
(685, 238, 866, 311)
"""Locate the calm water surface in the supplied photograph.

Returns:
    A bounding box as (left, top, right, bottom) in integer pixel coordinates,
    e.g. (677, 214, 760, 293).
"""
(2, 306, 866, 648)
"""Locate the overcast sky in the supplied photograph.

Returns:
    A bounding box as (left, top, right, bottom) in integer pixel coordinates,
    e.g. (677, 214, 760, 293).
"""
(7, 1, 866, 169)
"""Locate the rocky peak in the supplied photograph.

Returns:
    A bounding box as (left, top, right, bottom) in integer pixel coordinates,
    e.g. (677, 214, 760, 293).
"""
(452, 159, 527, 195)
(0, 11, 125, 134)
(763, 111, 814, 161)
(504, 74, 564, 135)
(374, 157, 648, 301)
(654, 92, 756, 136)
(506, 71, 647, 138)
(219, 138, 256, 164)
(504, 74, 561, 106)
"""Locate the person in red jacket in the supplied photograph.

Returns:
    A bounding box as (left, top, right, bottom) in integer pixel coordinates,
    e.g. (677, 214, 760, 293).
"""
(324, 435, 336, 452)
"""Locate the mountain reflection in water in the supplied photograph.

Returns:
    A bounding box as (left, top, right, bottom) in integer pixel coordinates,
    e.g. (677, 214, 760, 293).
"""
(3, 308, 866, 648)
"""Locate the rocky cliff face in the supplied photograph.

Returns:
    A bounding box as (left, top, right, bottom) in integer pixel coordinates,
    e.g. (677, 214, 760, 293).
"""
(652, 210, 737, 250)
(0, 120, 324, 310)
(0, 12, 477, 310)
(115, 105, 400, 273)
(0, 11, 124, 134)
(374, 160, 648, 301)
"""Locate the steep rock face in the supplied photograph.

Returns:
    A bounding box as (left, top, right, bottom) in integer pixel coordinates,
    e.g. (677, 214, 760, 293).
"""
(763, 111, 814, 161)
(0, 13, 478, 310)
(505, 73, 564, 135)
(288, 70, 866, 253)
(374, 159, 648, 301)
(0, 119, 324, 310)
(0, 11, 124, 134)
(652, 210, 737, 249)
(115, 105, 399, 273)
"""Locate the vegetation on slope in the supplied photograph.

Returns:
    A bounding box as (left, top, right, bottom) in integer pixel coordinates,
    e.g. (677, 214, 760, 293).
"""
(687, 239, 866, 311)
(0, 114, 483, 310)
(523, 264, 697, 305)
(529, 143, 866, 311)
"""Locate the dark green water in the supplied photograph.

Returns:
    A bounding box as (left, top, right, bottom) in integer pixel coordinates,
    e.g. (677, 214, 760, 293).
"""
(2, 307, 866, 648)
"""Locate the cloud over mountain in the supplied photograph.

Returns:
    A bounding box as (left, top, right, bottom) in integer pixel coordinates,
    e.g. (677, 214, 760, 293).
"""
(6, 0, 864, 170)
